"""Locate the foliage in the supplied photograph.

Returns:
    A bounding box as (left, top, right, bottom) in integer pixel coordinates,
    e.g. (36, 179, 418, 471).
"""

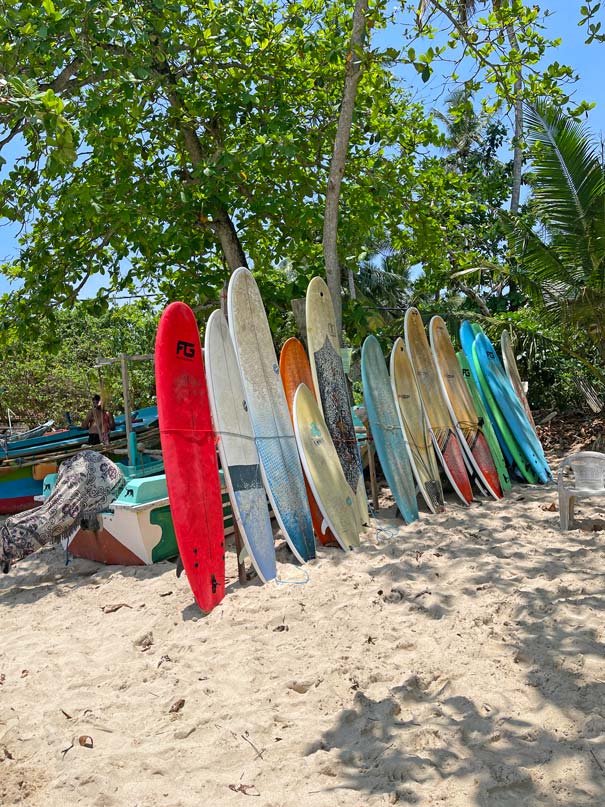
(503, 101, 605, 366)
(413, 1, 590, 116)
(0, 302, 158, 425)
(0, 0, 440, 338)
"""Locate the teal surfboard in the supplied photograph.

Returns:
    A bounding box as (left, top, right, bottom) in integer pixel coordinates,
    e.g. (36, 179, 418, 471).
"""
(459, 321, 514, 468)
(361, 336, 418, 524)
(473, 333, 551, 484)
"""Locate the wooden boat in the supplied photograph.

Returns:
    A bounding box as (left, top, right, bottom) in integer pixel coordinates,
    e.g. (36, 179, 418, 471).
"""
(3, 406, 158, 461)
(0, 408, 159, 515)
(4, 420, 55, 443)
(47, 470, 235, 566)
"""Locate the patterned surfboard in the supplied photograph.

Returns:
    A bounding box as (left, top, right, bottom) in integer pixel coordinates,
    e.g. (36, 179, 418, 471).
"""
(306, 276, 368, 525)
(228, 268, 315, 562)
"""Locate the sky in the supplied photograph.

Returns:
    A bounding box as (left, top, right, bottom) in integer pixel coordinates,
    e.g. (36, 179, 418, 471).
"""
(0, 0, 603, 298)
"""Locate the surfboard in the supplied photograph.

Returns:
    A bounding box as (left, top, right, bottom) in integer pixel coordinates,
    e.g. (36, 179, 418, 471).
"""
(473, 333, 551, 484)
(465, 322, 540, 484)
(279, 337, 339, 546)
(361, 335, 419, 523)
(205, 310, 277, 583)
(390, 338, 445, 514)
(306, 276, 368, 525)
(228, 268, 316, 563)
(155, 301, 225, 612)
(429, 316, 503, 500)
(459, 321, 515, 468)
(456, 351, 512, 491)
(293, 384, 361, 550)
(404, 308, 473, 505)
(501, 330, 538, 435)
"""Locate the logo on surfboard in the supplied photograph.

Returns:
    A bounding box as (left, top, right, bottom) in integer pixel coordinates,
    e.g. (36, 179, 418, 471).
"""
(176, 340, 196, 359)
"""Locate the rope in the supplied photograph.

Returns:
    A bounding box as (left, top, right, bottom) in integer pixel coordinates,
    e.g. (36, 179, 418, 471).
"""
(275, 568, 310, 586)
(160, 427, 363, 444)
(367, 503, 400, 542)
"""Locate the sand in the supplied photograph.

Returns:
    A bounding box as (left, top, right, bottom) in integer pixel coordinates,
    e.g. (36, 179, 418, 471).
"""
(2, 478, 605, 806)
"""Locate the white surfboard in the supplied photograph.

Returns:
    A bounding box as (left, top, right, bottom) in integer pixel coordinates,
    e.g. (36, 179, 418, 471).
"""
(228, 268, 315, 563)
(204, 310, 277, 582)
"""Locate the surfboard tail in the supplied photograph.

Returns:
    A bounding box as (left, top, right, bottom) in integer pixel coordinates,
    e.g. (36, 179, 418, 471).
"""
(437, 429, 473, 505)
(469, 431, 504, 499)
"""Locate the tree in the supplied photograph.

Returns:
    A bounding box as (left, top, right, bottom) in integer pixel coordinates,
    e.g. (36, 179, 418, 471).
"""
(0, 302, 158, 424)
(504, 101, 605, 363)
(0, 0, 587, 349)
(0, 1, 361, 324)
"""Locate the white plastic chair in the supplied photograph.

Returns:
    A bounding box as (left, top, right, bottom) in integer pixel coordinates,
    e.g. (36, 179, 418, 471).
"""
(558, 451, 605, 530)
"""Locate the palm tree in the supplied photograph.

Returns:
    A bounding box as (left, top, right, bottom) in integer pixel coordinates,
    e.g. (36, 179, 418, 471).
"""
(504, 100, 605, 361)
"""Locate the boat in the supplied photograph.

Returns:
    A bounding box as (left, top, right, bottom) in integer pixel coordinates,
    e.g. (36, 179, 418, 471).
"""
(2, 406, 158, 461)
(35, 470, 236, 566)
(4, 420, 55, 443)
(0, 407, 160, 514)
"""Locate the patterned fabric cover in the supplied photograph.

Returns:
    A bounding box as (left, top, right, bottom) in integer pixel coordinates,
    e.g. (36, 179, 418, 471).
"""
(1, 451, 125, 572)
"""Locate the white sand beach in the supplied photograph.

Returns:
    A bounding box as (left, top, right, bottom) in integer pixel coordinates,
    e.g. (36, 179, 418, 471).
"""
(2, 474, 605, 806)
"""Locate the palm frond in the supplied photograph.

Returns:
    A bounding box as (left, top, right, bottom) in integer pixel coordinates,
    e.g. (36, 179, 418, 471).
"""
(525, 101, 605, 270)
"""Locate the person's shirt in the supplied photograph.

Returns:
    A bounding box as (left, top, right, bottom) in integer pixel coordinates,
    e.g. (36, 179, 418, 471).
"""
(83, 407, 114, 434)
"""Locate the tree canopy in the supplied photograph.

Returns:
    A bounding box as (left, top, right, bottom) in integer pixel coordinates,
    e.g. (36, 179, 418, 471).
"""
(0, 0, 602, 407)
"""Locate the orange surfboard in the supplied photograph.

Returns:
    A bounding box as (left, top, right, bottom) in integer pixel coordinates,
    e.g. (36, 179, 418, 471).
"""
(280, 338, 338, 546)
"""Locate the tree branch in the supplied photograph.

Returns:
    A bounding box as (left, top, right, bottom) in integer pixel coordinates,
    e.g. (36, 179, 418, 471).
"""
(323, 0, 368, 338)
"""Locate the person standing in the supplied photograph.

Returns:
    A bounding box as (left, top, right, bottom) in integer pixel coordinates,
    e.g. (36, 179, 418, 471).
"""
(83, 395, 115, 445)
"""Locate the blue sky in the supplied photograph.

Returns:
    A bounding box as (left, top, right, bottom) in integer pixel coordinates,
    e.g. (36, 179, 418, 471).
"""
(0, 1, 602, 297)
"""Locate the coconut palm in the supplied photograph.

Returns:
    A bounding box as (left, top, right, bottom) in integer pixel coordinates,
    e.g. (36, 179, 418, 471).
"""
(504, 101, 605, 361)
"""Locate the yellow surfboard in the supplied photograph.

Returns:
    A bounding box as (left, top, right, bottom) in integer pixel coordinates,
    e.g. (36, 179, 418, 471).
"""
(430, 316, 503, 500)
(306, 276, 368, 526)
(293, 384, 361, 551)
(390, 338, 445, 513)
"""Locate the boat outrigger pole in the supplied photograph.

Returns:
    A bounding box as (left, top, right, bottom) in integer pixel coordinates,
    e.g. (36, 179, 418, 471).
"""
(94, 353, 154, 466)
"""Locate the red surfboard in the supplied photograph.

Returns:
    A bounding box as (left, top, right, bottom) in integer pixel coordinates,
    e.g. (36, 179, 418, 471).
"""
(155, 302, 225, 612)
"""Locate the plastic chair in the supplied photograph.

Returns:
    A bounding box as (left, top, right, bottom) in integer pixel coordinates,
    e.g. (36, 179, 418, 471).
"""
(558, 451, 605, 530)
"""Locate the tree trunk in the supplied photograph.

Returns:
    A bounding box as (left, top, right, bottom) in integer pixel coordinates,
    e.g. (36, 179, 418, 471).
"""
(210, 207, 249, 270)
(506, 24, 523, 216)
(505, 22, 523, 299)
(322, 0, 368, 341)
(158, 58, 248, 272)
(457, 282, 491, 317)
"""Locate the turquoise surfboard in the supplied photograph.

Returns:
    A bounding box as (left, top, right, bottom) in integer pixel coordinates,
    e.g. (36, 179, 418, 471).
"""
(473, 333, 551, 484)
(361, 335, 418, 524)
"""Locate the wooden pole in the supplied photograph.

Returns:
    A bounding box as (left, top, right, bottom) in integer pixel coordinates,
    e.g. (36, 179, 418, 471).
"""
(220, 280, 247, 586)
(366, 423, 379, 514)
(120, 353, 134, 466)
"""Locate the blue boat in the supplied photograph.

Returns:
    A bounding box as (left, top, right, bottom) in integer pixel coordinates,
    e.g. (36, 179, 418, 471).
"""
(2, 407, 158, 460)
(0, 407, 159, 514)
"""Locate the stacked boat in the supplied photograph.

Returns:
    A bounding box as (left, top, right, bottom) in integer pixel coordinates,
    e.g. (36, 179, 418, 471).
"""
(154, 271, 550, 613)
(0, 407, 160, 514)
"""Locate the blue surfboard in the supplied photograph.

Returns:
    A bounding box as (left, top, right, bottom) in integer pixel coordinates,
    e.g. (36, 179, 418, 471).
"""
(459, 321, 514, 467)
(361, 336, 418, 524)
